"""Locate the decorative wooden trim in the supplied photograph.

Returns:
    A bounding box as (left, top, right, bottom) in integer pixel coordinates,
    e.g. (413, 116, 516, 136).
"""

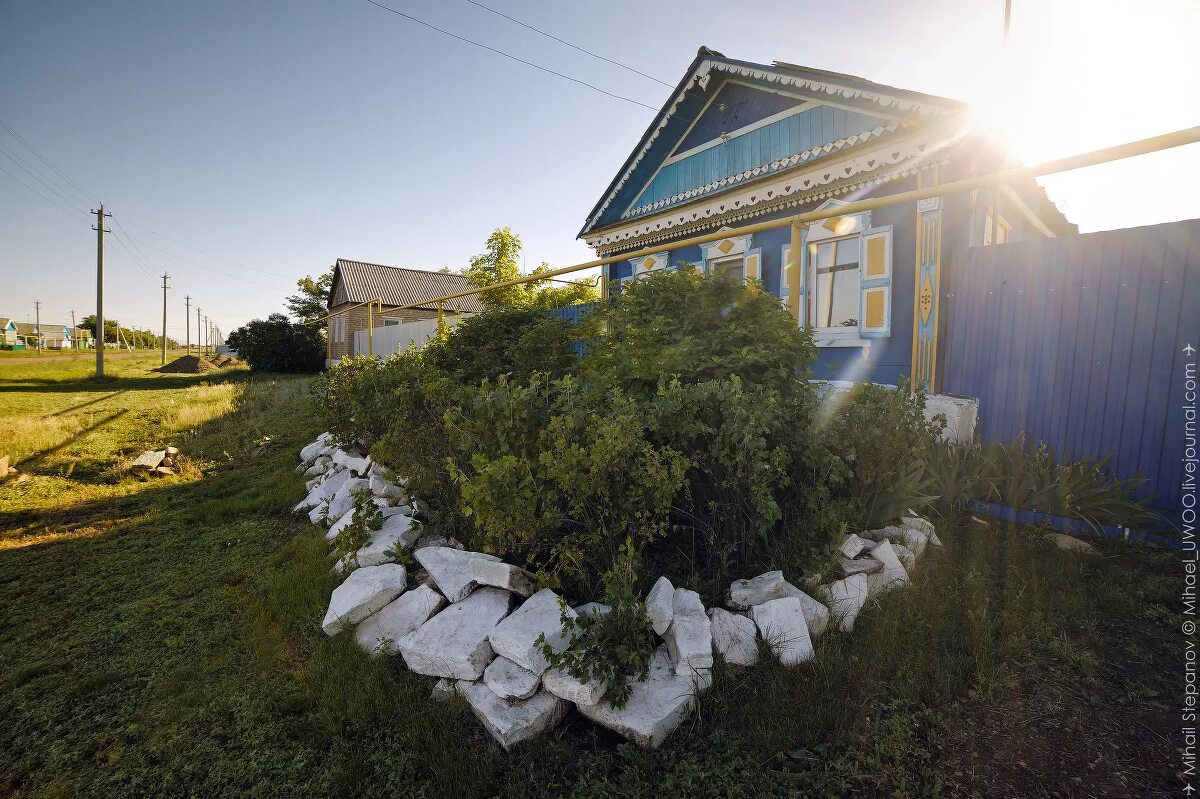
(580, 57, 956, 235)
(585, 132, 946, 253)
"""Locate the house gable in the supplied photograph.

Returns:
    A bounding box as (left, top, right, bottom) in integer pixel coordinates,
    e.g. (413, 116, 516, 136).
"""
(578, 48, 960, 241)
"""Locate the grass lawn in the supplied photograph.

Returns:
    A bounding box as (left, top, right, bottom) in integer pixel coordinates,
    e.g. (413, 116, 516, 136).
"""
(0, 355, 1181, 798)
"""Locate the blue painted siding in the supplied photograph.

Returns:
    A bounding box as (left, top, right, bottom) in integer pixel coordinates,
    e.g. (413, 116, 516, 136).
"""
(626, 105, 890, 217)
(940, 219, 1200, 513)
(603, 177, 923, 385)
(674, 82, 799, 154)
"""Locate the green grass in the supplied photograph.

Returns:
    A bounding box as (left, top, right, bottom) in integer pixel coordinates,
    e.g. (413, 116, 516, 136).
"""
(0, 356, 1180, 798)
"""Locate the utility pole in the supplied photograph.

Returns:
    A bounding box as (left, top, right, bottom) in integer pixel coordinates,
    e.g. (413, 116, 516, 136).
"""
(160, 273, 170, 365)
(184, 295, 191, 354)
(92, 205, 112, 377)
(1003, 0, 1012, 43)
(196, 307, 202, 358)
(70, 309, 76, 349)
(204, 315, 210, 356)
(33, 301, 41, 352)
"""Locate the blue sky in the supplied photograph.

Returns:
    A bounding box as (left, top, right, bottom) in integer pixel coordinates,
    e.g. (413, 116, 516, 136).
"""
(2, 0, 1197, 340)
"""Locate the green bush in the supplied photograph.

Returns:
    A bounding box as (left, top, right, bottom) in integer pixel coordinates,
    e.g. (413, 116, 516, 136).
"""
(225, 313, 325, 373)
(424, 306, 588, 385)
(821, 380, 943, 527)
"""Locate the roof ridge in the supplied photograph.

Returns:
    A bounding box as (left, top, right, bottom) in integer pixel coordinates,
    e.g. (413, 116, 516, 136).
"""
(337, 258, 468, 278)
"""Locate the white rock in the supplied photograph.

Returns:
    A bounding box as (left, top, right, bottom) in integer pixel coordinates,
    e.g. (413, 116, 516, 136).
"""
(790, 588, 831, 638)
(892, 542, 917, 572)
(321, 564, 408, 636)
(840, 557, 883, 576)
(415, 546, 502, 603)
(867, 540, 910, 597)
(326, 477, 371, 522)
(380, 505, 412, 519)
(380, 512, 419, 542)
(337, 523, 424, 573)
(303, 459, 330, 477)
(470, 559, 537, 597)
(726, 570, 794, 610)
(295, 468, 349, 512)
(708, 607, 758, 666)
(664, 588, 713, 678)
(901, 528, 930, 559)
(397, 587, 511, 679)
(488, 588, 576, 675)
(573, 602, 611, 618)
(542, 665, 608, 705)
(308, 500, 331, 525)
(325, 507, 362, 542)
(370, 473, 405, 500)
(750, 597, 814, 665)
(902, 513, 937, 538)
(431, 678, 462, 701)
(840, 533, 871, 559)
(333, 448, 372, 476)
(300, 436, 329, 464)
(817, 574, 869, 632)
(646, 576, 674, 635)
(484, 657, 541, 700)
(1045, 532, 1101, 555)
(576, 646, 710, 749)
(459, 682, 568, 750)
(354, 584, 446, 655)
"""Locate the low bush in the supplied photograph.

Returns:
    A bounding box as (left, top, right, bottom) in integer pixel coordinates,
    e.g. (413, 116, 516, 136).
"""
(927, 434, 1169, 531)
(318, 268, 944, 685)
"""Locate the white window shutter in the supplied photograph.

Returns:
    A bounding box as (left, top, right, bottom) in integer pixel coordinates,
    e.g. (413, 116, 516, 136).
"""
(859, 226, 893, 338)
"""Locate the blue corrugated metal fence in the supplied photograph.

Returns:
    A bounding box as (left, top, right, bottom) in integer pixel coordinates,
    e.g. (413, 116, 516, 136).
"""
(941, 219, 1200, 512)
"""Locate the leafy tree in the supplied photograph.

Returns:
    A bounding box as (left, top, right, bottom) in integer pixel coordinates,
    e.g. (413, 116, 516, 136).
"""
(286, 266, 334, 323)
(465, 227, 599, 310)
(465, 227, 526, 309)
(225, 313, 324, 373)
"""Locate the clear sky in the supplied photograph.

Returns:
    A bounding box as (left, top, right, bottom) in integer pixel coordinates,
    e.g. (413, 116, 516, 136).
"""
(2, 0, 1197, 341)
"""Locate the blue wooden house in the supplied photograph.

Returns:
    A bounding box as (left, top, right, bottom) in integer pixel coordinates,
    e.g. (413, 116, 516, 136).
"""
(580, 48, 1075, 390)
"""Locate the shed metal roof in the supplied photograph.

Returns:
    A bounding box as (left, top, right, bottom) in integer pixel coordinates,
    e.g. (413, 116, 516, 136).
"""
(330, 260, 484, 313)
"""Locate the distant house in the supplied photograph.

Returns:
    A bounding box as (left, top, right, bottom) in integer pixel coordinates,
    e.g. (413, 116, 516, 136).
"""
(580, 47, 1075, 390)
(15, 322, 38, 350)
(74, 327, 95, 350)
(42, 324, 74, 350)
(0, 318, 18, 349)
(326, 259, 483, 362)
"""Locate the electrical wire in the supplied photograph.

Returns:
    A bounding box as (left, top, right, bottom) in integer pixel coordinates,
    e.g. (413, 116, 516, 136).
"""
(465, 0, 672, 88)
(115, 226, 293, 291)
(116, 216, 297, 280)
(365, 0, 661, 112)
(0, 142, 91, 216)
(0, 116, 101, 206)
(0, 162, 89, 221)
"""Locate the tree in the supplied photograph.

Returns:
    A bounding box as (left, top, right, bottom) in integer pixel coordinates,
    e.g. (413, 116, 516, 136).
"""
(465, 228, 599, 310)
(286, 266, 334, 323)
(225, 313, 325, 373)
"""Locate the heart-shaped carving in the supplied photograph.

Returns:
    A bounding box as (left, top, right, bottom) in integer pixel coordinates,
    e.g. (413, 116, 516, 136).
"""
(719, 205, 725, 211)
(750, 196, 756, 202)
(844, 166, 852, 174)
(767, 191, 773, 198)
(823, 174, 830, 180)
(892, 152, 900, 159)
(867, 160, 876, 168)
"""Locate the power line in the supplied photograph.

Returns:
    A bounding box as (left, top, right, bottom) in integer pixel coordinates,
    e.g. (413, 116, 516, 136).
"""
(365, 0, 661, 112)
(116, 226, 293, 290)
(464, 0, 672, 88)
(0, 162, 89, 220)
(110, 214, 156, 272)
(0, 116, 101, 205)
(116, 215, 297, 279)
(0, 142, 91, 215)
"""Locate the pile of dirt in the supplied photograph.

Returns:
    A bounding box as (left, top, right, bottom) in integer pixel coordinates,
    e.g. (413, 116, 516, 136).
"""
(210, 354, 241, 367)
(154, 355, 219, 374)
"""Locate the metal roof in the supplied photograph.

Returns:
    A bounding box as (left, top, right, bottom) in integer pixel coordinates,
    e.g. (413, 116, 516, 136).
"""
(329, 260, 484, 313)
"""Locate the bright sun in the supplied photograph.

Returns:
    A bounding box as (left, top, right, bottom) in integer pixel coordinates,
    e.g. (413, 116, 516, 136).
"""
(962, 0, 1200, 231)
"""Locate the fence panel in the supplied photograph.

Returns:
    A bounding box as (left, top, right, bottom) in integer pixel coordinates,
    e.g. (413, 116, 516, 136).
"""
(941, 219, 1200, 512)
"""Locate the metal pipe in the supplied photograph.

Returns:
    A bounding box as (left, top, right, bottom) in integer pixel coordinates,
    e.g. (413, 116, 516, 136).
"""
(381, 125, 1200, 311)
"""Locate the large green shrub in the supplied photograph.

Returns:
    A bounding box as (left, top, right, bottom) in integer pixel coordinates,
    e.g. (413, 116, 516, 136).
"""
(423, 307, 585, 385)
(225, 313, 325, 373)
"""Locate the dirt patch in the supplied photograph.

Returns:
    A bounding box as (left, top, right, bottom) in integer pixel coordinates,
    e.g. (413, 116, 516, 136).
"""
(154, 355, 219, 374)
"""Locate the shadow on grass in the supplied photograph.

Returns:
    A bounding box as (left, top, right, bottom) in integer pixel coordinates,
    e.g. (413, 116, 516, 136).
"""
(16, 408, 131, 472)
(0, 370, 254, 394)
(51, 389, 129, 416)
